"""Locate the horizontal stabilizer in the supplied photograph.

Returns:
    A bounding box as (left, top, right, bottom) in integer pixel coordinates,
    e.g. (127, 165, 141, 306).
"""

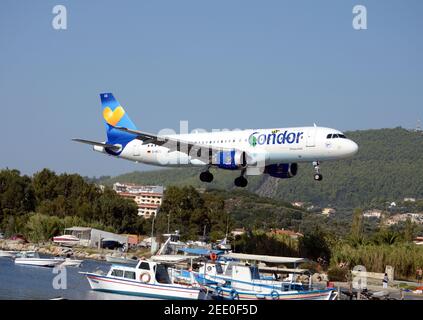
(72, 138, 121, 151)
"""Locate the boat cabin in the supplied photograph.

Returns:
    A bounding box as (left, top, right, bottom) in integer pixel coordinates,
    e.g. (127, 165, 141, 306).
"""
(200, 261, 308, 292)
(107, 260, 173, 285)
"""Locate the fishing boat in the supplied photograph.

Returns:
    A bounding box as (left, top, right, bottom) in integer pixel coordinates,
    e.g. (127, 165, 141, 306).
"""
(81, 258, 208, 300)
(195, 260, 335, 300)
(193, 253, 337, 300)
(14, 251, 65, 267)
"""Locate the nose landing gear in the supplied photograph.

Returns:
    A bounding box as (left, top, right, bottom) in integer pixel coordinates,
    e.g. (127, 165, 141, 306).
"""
(313, 161, 323, 181)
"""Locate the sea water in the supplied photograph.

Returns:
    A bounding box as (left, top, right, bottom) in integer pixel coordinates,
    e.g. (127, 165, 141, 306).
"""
(0, 254, 154, 300)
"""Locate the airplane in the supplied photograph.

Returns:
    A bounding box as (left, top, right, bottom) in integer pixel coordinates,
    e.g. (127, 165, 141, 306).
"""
(73, 93, 358, 187)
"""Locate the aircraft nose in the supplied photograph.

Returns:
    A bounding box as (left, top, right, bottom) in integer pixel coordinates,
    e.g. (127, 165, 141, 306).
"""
(347, 140, 359, 156)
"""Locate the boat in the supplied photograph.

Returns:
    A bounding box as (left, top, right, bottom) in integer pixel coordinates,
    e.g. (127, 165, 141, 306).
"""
(0, 250, 17, 258)
(60, 258, 83, 267)
(105, 254, 139, 265)
(52, 234, 80, 247)
(195, 260, 336, 300)
(14, 251, 65, 267)
(81, 258, 209, 300)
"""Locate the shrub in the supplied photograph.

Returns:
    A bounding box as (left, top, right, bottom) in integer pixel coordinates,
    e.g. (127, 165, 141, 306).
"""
(327, 266, 349, 282)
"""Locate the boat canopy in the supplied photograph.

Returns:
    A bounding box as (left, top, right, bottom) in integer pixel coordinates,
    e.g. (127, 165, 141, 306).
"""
(178, 248, 224, 256)
(222, 253, 307, 264)
(150, 255, 199, 263)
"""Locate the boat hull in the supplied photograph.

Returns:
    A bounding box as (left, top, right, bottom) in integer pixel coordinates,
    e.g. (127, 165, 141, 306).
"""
(61, 259, 83, 267)
(15, 258, 64, 267)
(205, 284, 334, 300)
(0, 251, 16, 258)
(85, 273, 206, 300)
(53, 235, 80, 247)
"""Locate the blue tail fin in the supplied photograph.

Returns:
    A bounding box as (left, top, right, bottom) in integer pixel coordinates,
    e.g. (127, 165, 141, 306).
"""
(100, 93, 137, 148)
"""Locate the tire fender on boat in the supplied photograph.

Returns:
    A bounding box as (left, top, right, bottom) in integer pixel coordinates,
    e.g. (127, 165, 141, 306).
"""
(230, 289, 239, 300)
(271, 290, 279, 300)
(216, 286, 224, 298)
(139, 272, 151, 283)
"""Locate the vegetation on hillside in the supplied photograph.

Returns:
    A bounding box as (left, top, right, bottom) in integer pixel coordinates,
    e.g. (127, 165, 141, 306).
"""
(0, 169, 147, 240)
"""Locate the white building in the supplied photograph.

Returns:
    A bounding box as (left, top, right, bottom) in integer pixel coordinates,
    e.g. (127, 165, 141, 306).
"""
(113, 182, 164, 219)
(385, 213, 423, 226)
(322, 208, 336, 216)
(64, 227, 128, 248)
(363, 209, 383, 219)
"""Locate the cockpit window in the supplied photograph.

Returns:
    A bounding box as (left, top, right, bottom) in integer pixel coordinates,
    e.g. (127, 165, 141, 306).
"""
(327, 133, 347, 139)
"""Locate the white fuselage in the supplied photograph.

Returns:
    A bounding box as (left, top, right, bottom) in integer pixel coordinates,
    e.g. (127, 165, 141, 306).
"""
(95, 126, 358, 172)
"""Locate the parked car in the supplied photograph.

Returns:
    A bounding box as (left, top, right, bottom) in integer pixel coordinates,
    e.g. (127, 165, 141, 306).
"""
(9, 234, 28, 243)
(101, 239, 123, 250)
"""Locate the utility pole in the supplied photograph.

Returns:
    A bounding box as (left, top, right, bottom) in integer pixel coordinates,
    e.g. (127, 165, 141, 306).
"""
(167, 214, 170, 234)
(151, 215, 155, 239)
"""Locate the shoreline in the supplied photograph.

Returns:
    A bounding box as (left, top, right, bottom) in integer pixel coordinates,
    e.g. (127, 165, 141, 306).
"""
(0, 239, 150, 261)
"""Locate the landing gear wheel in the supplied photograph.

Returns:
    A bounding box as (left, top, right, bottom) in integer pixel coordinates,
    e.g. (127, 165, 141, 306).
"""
(200, 171, 214, 183)
(234, 176, 248, 187)
(312, 161, 322, 181)
(314, 174, 323, 181)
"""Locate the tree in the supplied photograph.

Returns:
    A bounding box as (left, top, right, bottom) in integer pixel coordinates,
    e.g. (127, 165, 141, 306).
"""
(349, 208, 364, 245)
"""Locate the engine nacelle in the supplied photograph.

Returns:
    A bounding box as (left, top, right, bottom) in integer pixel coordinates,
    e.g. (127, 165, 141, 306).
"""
(214, 150, 247, 170)
(264, 163, 298, 179)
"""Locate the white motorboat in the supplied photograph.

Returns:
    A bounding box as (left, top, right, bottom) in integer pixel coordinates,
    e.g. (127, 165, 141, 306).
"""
(0, 250, 16, 258)
(82, 259, 208, 300)
(53, 234, 80, 247)
(15, 251, 65, 267)
(60, 258, 83, 267)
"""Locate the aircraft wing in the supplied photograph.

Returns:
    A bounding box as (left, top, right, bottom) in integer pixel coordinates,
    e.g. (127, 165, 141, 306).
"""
(114, 126, 238, 162)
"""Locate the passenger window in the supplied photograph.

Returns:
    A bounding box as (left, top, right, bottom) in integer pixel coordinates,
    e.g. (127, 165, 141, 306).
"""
(124, 271, 136, 279)
(138, 262, 150, 270)
(326, 134, 332, 139)
(111, 269, 124, 277)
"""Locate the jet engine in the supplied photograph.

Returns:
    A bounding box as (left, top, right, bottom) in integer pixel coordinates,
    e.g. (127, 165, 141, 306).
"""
(264, 163, 298, 179)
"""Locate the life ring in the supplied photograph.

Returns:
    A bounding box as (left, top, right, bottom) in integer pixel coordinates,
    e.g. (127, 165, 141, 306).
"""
(139, 272, 151, 283)
(207, 266, 212, 272)
(271, 290, 279, 300)
(209, 252, 217, 261)
(230, 289, 239, 300)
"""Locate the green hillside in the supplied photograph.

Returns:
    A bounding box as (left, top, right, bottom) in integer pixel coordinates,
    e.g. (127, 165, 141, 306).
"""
(96, 128, 423, 208)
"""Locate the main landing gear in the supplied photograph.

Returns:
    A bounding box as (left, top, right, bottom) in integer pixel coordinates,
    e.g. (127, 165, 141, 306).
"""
(199, 170, 214, 183)
(313, 161, 323, 181)
(234, 169, 248, 188)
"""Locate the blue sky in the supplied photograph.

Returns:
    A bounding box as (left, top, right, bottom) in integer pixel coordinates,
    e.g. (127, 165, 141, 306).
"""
(0, 0, 422, 177)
